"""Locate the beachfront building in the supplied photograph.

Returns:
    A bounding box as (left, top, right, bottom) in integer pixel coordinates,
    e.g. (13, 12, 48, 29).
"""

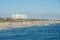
(11, 14, 27, 19)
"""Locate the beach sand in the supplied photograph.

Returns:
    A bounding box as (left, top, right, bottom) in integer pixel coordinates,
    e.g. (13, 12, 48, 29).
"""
(0, 21, 60, 28)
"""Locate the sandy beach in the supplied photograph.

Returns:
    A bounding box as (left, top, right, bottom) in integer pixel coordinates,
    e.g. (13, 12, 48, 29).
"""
(0, 20, 60, 28)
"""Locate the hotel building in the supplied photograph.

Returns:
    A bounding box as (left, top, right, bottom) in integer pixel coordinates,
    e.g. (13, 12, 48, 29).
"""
(11, 14, 27, 19)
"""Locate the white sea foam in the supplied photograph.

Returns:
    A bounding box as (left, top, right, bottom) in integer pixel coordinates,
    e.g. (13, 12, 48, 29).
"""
(0, 28, 3, 30)
(0, 27, 7, 31)
(44, 24, 50, 26)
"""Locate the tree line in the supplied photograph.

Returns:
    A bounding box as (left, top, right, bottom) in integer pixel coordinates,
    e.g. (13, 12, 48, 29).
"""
(0, 18, 50, 22)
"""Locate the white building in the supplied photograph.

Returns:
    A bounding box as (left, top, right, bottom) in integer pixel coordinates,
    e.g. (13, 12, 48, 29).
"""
(11, 14, 27, 19)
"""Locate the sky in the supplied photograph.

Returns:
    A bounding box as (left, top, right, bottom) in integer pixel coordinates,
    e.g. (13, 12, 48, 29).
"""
(0, 0, 60, 19)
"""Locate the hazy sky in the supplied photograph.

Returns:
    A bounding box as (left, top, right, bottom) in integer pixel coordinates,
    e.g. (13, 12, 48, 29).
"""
(0, 0, 60, 19)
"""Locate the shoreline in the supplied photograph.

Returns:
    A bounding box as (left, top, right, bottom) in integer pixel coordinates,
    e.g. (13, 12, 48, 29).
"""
(0, 21, 60, 28)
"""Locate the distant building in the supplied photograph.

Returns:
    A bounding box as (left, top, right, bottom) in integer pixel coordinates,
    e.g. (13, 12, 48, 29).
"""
(11, 14, 27, 19)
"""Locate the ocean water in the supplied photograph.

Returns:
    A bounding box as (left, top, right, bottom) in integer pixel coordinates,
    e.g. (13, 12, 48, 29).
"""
(0, 23, 60, 40)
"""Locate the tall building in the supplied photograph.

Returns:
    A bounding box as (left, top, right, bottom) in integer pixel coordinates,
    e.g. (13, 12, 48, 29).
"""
(11, 14, 27, 19)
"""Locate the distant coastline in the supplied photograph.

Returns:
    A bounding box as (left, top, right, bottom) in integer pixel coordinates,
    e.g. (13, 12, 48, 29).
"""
(0, 18, 60, 28)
